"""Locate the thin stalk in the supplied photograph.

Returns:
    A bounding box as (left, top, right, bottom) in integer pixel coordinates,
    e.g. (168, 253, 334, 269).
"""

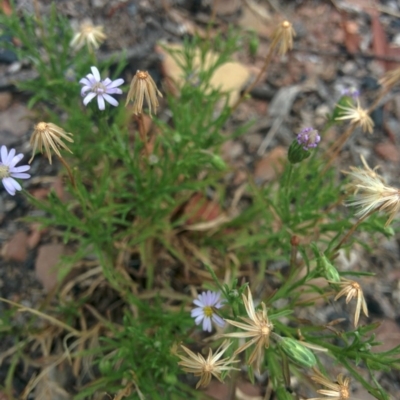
(231, 36, 279, 113)
(321, 123, 356, 175)
(135, 114, 152, 157)
(57, 155, 76, 188)
(330, 210, 375, 255)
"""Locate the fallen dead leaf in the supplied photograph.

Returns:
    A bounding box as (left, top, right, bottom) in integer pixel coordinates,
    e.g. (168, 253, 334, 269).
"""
(212, 0, 241, 15)
(254, 146, 287, 183)
(183, 193, 222, 225)
(35, 244, 64, 292)
(2, 231, 29, 262)
(158, 43, 250, 106)
(239, 0, 271, 37)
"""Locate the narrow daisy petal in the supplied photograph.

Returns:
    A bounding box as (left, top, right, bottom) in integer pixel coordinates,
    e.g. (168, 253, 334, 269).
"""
(107, 78, 124, 88)
(83, 92, 97, 106)
(9, 154, 24, 168)
(5, 148, 15, 165)
(1, 145, 7, 163)
(103, 93, 119, 107)
(212, 314, 225, 328)
(191, 308, 204, 318)
(203, 317, 212, 332)
(2, 178, 16, 195)
(97, 95, 105, 110)
(10, 172, 31, 179)
(12, 165, 31, 173)
(91, 66, 101, 82)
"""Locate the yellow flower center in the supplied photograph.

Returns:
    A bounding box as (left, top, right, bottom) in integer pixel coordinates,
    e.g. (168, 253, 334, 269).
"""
(0, 165, 9, 178)
(137, 71, 149, 80)
(203, 306, 213, 317)
(36, 122, 47, 132)
(340, 387, 349, 398)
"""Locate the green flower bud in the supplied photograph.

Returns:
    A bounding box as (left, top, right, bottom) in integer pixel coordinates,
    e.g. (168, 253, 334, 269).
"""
(288, 140, 311, 164)
(98, 359, 112, 375)
(279, 338, 317, 368)
(318, 255, 341, 283)
(210, 154, 227, 171)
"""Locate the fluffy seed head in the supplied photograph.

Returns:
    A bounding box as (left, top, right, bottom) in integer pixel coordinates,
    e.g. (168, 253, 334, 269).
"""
(335, 99, 374, 134)
(70, 21, 106, 51)
(345, 157, 400, 226)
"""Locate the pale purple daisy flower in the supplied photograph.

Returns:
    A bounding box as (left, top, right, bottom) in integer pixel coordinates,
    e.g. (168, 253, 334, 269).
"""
(0, 146, 31, 196)
(297, 127, 320, 151)
(79, 66, 124, 111)
(191, 291, 225, 332)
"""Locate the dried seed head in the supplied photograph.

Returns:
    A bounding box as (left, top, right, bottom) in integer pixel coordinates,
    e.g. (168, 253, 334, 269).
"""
(271, 20, 296, 55)
(334, 278, 368, 327)
(310, 369, 351, 400)
(30, 122, 74, 164)
(125, 70, 163, 116)
(177, 341, 238, 388)
(70, 21, 106, 51)
(335, 99, 374, 134)
(223, 287, 273, 371)
(345, 158, 400, 226)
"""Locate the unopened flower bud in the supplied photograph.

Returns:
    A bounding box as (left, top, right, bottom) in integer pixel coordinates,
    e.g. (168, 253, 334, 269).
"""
(210, 154, 227, 171)
(318, 255, 341, 283)
(278, 337, 317, 368)
(297, 127, 320, 151)
(288, 140, 311, 164)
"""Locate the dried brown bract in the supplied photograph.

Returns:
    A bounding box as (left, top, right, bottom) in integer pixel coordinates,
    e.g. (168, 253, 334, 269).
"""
(125, 70, 163, 116)
(30, 122, 74, 164)
(271, 20, 296, 55)
(334, 278, 368, 328)
(308, 369, 351, 400)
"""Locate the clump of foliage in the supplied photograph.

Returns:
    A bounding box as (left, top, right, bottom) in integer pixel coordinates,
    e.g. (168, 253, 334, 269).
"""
(0, 3, 400, 400)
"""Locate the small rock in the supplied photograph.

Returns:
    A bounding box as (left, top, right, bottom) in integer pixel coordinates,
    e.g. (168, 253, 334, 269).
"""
(375, 142, 400, 163)
(0, 103, 32, 145)
(254, 146, 287, 183)
(0, 92, 12, 111)
(35, 244, 64, 291)
(244, 133, 263, 152)
(221, 140, 243, 161)
(2, 231, 29, 262)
